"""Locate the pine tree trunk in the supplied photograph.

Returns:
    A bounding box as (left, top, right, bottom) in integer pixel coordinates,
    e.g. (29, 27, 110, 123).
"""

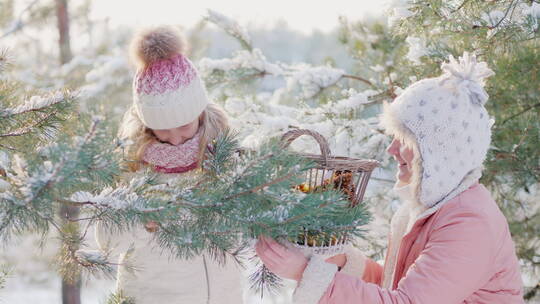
(60, 203, 81, 304)
(55, 1, 78, 304)
(55, 0, 72, 64)
(61, 280, 81, 304)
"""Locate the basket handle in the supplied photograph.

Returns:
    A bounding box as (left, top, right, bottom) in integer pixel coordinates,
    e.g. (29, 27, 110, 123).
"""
(281, 129, 331, 162)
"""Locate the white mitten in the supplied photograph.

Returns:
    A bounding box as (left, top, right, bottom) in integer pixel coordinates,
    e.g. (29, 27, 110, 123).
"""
(340, 244, 367, 277)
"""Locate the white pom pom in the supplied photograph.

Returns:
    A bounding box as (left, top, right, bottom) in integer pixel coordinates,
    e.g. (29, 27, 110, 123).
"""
(440, 52, 495, 105)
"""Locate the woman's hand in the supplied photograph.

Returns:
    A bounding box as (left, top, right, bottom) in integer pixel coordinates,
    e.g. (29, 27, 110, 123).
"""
(144, 221, 159, 233)
(255, 236, 308, 282)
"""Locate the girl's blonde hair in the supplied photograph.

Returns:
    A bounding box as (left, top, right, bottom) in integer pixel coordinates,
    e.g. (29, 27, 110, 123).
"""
(118, 103, 228, 172)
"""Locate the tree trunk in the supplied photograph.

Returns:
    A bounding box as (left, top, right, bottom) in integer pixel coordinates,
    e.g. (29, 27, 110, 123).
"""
(60, 203, 81, 304)
(55, 0, 72, 65)
(56, 2, 79, 303)
(61, 280, 81, 304)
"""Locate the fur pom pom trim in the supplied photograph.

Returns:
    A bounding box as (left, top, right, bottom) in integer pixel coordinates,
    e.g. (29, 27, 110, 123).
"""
(130, 26, 188, 69)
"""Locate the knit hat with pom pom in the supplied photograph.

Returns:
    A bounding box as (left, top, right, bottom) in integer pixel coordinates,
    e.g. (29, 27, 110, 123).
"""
(131, 26, 208, 130)
(380, 52, 495, 208)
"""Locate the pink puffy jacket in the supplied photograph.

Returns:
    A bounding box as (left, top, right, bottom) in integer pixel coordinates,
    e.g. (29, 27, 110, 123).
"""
(298, 183, 524, 304)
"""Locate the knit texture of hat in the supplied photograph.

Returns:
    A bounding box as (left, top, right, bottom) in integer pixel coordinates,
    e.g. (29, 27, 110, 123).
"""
(131, 26, 209, 130)
(380, 52, 495, 207)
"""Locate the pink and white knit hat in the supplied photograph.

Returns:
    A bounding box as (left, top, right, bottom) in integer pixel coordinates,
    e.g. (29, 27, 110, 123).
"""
(131, 26, 209, 130)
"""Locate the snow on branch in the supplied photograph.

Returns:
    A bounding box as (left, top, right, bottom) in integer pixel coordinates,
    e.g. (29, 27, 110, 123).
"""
(69, 186, 141, 210)
(199, 48, 283, 80)
(78, 54, 130, 101)
(286, 65, 345, 99)
(205, 9, 252, 50)
(74, 249, 110, 266)
(387, 0, 415, 27)
(332, 92, 374, 113)
(405, 36, 429, 65)
(0, 0, 39, 40)
(1, 91, 76, 117)
(67, 174, 162, 212)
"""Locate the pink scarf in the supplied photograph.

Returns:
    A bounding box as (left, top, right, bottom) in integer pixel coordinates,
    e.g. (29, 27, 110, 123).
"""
(142, 132, 201, 174)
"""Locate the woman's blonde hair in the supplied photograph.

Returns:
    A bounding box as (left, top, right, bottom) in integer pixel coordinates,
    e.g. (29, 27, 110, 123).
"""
(379, 101, 424, 203)
(118, 103, 229, 172)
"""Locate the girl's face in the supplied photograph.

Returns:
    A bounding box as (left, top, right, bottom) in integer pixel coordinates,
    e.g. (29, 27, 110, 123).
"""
(386, 138, 415, 185)
(152, 118, 199, 145)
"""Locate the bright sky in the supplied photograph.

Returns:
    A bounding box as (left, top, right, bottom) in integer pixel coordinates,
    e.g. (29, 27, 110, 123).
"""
(91, 0, 388, 33)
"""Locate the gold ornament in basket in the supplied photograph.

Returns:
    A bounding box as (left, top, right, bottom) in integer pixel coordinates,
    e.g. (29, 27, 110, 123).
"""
(281, 129, 379, 257)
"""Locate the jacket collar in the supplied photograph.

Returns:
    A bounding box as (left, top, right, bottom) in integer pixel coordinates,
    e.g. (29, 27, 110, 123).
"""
(416, 167, 483, 220)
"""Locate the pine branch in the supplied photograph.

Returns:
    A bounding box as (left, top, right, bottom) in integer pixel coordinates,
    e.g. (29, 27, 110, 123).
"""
(105, 290, 136, 304)
(0, 264, 10, 290)
(205, 9, 252, 51)
(524, 282, 540, 300)
(342, 74, 374, 86)
(0, 0, 40, 40)
(500, 102, 540, 125)
(0, 109, 59, 137)
(225, 171, 297, 200)
(0, 90, 77, 148)
(19, 118, 99, 206)
(0, 49, 10, 73)
(452, 0, 472, 13)
(249, 262, 284, 298)
(0, 90, 76, 117)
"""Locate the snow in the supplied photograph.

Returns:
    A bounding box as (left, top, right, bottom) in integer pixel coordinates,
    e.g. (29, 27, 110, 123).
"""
(224, 97, 247, 115)
(1, 19, 23, 37)
(15, 160, 56, 204)
(333, 92, 370, 112)
(78, 54, 130, 101)
(58, 55, 93, 76)
(0, 178, 10, 192)
(0, 150, 9, 169)
(386, 0, 414, 27)
(519, 2, 540, 31)
(206, 9, 252, 47)
(69, 187, 140, 210)
(6, 91, 68, 115)
(85, 56, 127, 83)
(0, 232, 115, 304)
(199, 48, 283, 77)
(21, 160, 54, 190)
(287, 65, 345, 99)
(482, 10, 506, 27)
(528, 2, 540, 18)
(371, 64, 385, 72)
(405, 36, 428, 65)
(2, 7, 539, 303)
(75, 249, 108, 265)
(11, 154, 27, 178)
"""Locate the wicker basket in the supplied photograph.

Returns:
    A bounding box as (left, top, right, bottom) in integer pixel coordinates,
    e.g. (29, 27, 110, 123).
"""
(281, 129, 379, 257)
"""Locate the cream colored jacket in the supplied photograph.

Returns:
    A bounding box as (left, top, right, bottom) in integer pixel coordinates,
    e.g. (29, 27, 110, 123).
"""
(95, 172, 243, 304)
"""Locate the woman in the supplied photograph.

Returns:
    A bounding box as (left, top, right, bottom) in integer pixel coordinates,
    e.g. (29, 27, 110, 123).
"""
(256, 52, 524, 304)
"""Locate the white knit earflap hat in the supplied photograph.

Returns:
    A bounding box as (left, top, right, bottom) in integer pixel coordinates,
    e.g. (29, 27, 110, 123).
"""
(131, 26, 209, 130)
(380, 52, 495, 207)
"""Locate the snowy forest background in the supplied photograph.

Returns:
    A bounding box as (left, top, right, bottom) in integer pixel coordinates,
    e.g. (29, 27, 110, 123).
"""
(0, 0, 539, 303)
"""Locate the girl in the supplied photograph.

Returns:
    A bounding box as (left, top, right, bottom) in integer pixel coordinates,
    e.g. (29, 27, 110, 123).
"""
(255, 52, 524, 304)
(96, 26, 243, 304)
